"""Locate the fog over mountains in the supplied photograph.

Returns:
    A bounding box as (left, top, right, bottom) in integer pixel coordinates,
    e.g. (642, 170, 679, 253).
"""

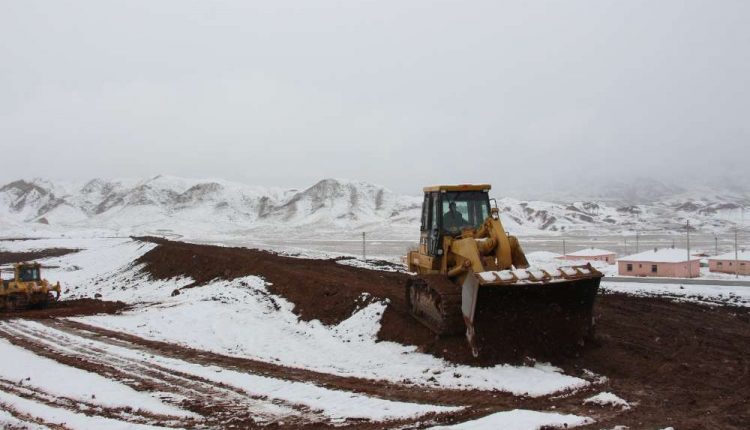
(0, 176, 748, 239)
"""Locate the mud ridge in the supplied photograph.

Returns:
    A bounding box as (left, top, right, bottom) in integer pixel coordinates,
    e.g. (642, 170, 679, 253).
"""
(0, 248, 80, 265)
(0, 298, 128, 320)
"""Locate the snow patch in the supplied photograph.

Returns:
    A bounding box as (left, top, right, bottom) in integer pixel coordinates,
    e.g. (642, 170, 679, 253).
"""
(429, 409, 592, 429)
(583, 392, 631, 410)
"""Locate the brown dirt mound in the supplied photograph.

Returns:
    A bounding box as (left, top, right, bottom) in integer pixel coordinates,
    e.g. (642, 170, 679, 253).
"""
(133, 237, 750, 429)
(133, 236, 408, 326)
(0, 298, 128, 319)
(0, 248, 80, 265)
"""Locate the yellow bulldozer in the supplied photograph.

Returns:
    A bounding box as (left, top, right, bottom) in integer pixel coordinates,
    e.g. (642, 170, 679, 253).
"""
(0, 262, 61, 311)
(406, 184, 602, 358)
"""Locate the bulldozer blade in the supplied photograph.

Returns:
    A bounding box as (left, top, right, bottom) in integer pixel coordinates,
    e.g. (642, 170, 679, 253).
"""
(462, 266, 602, 359)
(460, 272, 481, 357)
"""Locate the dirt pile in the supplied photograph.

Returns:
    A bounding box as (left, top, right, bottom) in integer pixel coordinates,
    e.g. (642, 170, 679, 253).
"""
(133, 237, 750, 429)
(0, 298, 128, 319)
(134, 236, 408, 326)
(0, 248, 80, 265)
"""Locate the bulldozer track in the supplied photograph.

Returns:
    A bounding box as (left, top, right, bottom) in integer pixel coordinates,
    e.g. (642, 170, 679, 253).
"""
(406, 276, 464, 336)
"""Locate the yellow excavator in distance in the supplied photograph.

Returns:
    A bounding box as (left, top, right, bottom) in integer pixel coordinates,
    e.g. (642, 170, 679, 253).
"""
(406, 184, 602, 358)
(0, 262, 61, 311)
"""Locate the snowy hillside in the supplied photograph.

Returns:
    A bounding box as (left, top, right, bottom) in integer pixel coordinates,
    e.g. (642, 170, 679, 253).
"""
(0, 176, 422, 238)
(0, 176, 747, 239)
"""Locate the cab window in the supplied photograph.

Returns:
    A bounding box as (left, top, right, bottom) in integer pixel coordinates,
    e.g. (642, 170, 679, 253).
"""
(18, 267, 40, 282)
(441, 191, 490, 233)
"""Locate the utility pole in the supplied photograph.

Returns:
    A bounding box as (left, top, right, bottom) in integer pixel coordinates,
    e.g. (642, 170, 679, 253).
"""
(687, 220, 691, 278)
(563, 239, 566, 255)
(624, 238, 628, 255)
(736, 227, 739, 279)
(636, 229, 640, 253)
(362, 232, 366, 261)
(741, 207, 745, 279)
(715, 235, 718, 256)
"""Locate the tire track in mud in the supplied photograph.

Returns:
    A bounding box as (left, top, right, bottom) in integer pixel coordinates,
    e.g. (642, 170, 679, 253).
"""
(0, 319, 616, 429)
(0, 401, 65, 430)
(0, 377, 185, 429)
(0, 321, 330, 429)
(48, 320, 615, 427)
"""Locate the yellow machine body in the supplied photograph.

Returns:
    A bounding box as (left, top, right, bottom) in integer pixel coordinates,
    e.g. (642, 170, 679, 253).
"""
(405, 184, 602, 357)
(0, 262, 61, 311)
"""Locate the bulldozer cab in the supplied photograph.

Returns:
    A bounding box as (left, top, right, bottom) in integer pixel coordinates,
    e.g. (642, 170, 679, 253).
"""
(16, 263, 42, 282)
(420, 185, 492, 256)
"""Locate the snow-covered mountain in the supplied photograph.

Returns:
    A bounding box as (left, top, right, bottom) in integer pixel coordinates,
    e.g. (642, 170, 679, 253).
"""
(0, 176, 422, 238)
(496, 195, 748, 234)
(0, 176, 747, 239)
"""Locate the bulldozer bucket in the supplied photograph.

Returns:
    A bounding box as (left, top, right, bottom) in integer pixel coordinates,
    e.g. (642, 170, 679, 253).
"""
(461, 264, 602, 358)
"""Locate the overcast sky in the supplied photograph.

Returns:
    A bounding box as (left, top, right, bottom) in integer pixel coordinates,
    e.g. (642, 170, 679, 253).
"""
(1, 0, 748, 195)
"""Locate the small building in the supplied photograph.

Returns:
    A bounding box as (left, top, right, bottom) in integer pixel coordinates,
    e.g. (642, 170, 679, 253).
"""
(561, 248, 617, 264)
(618, 248, 700, 278)
(708, 250, 750, 275)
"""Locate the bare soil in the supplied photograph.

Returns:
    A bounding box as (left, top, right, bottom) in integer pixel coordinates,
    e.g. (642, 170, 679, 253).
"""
(0, 248, 80, 265)
(131, 237, 750, 429)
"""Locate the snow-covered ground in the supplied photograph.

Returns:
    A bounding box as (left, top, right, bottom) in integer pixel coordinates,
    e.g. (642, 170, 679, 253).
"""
(3, 234, 746, 428)
(600, 281, 750, 307)
(0, 237, 583, 395)
(0, 338, 193, 419)
(1, 319, 460, 424)
(76, 274, 587, 395)
(0, 236, 601, 429)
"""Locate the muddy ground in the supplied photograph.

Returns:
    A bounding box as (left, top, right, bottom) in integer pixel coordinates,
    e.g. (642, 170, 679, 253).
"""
(129, 237, 750, 429)
(0, 248, 80, 265)
(0, 298, 127, 320)
(2, 237, 748, 429)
